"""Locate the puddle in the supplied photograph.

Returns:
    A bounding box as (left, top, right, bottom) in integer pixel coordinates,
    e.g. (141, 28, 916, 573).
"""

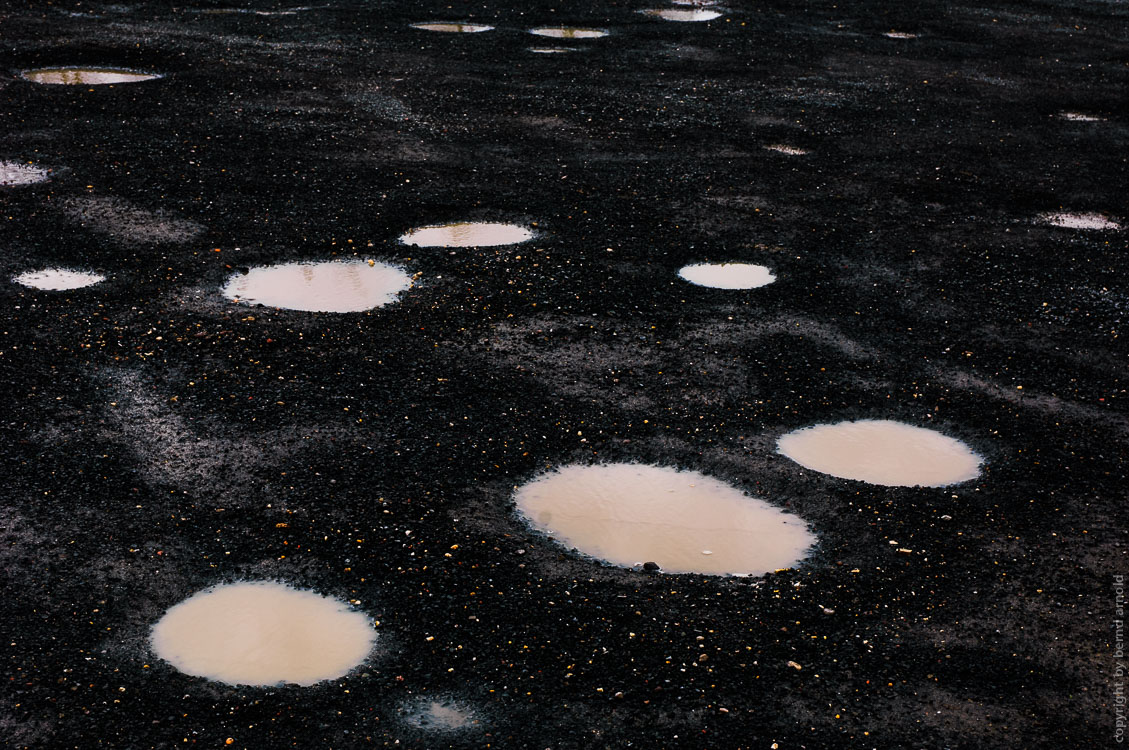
(14, 268, 104, 291)
(678, 262, 775, 289)
(410, 22, 494, 33)
(765, 144, 809, 155)
(1058, 112, 1104, 122)
(0, 161, 50, 187)
(222, 260, 412, 312)
(20, 67, 161, 85)
(402, 698, 481, 732)
(641, 8, 723, 21)
(399, 222, 534, 247)
(529, 27, 609, 39)
(777, 419, 982, 487)
(151, 581, 376, 686)
(883, 31, 918, 39)
(1040, 211, 1121, 230)
(529, 47, 576, 54)
(514, 463, 815, 576)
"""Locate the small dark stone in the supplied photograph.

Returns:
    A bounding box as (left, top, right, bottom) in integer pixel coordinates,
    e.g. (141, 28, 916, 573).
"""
(642, 561, 661, 572)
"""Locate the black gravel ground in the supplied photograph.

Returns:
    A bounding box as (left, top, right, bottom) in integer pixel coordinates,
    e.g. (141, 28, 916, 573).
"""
(2, 1, 1127, 748)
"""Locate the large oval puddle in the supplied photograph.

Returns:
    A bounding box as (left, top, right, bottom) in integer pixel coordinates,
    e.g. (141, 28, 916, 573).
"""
(21, 67, 161, 85)
(777, 419, 982, 487)
(14, 268, 105, 291)
(529, 27, 609, 39)
(150, 581, 377, 686)
(410, 22, 493, 33)
(222, 260, 412, 312)
(1, 161, 50, 187)
(1040, 212, 1121, 230)
(678, 262, 775, 289)
(514, 463, 815, 576)
(399, 222, 534, 247)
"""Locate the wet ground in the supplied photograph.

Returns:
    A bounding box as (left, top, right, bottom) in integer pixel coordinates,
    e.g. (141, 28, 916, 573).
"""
(1, 1, 1126, 748)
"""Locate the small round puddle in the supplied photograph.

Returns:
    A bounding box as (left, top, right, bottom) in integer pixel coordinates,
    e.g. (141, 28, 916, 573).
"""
(678, 262, 775, 289)
(641, 8, 723, 21)
(222, 260, 412, 312)
(150, 581, 376, 686)
(1040, 212, 1121, 230)
(410, 22, 494, 33)
(529, 27, 608, 39)
(399, 222, 534, 247)
(777, 419, 982, 487)
(21, 67, 161, 85)
(514, 463, 815, 576)
(402, 698, 481, 732)
(14, 268, 105, 291)
(0, 161, 50, 187)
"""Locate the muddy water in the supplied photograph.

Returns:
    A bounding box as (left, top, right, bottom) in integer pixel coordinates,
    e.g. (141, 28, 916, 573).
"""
(399, 222, 533, 247)
(514, 463, 815, 576)
(410, 22, 494, 33)
(777, 419, 982, 487)
(222, 260, 412, 312)
(150, 581, 376, 686)
(529, 27, 609, 39)
(678, 262, 775, 289)
(14, 268, 104, 291)
(1040, 212, 1121, 230)
(21, 68, 161, 85)
(641, 8, 723, 21)
(0, 161, 50, 186)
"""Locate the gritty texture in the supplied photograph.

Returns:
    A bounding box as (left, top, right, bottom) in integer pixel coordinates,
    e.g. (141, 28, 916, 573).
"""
(1, 1, 1126, 748)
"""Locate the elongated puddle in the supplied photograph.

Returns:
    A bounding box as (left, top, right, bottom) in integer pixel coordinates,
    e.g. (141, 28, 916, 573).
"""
(399, 222, 533, 247)
(222, 260, 412, 312)
(777, 420, 981, 487)
(1040, 212, 1121, 230)
(411, 22, 493, 33)
(151, 581, 376, 686)
(1, 161, 50, 186)
(21, 67, 161, 85)
(514, 463, 815, 576)
(15, 268, 104, 290)
(641, 8, 723, 21)
(678, 262, 775, 289)
(529, 27, 608, 39)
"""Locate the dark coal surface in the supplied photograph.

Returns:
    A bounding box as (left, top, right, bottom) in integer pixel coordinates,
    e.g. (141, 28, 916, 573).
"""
(2, 1, 1126, 748)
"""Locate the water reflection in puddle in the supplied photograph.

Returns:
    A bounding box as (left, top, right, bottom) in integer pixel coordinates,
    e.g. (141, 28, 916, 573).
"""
(1040, 212, 1121, 230)
(21, 67, 161, 85)
(883, 31, 918, 39)
(514, 463, 815, 576)
(777, 419, 981, 487)
(529, 27, 609, 39)
(222, 260, 412, 312)
(0, 161, 50, 187)
(150, 581, 376, 686)
(641, 8, 723, 21)
(14, 268, 104, 291)
(402, 698, 481, 732)
(678, 262, 775, 289)
(410, 22, 494, 33)
(399, 222, 534, 247)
